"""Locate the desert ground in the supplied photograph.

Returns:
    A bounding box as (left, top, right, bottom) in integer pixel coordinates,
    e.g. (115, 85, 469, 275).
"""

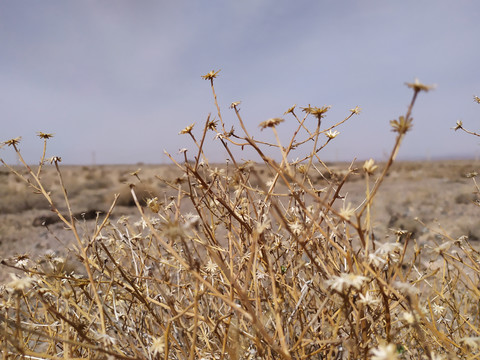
(1, 160, 479, 283)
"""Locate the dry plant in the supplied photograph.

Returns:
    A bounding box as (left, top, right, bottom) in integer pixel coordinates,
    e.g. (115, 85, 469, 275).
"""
(454, 95, 480, 205)
(1, 74, 479, 359)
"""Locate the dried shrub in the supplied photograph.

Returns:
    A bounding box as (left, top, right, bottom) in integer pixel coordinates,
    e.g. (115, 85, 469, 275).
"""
(2, 78, 480, 360)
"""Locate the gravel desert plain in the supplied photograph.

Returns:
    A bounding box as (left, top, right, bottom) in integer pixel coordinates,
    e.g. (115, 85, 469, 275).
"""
(1, 159, 480, 284)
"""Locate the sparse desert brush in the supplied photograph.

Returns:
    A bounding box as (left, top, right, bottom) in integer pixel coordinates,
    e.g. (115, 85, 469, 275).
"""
(1, 76, 479, 360)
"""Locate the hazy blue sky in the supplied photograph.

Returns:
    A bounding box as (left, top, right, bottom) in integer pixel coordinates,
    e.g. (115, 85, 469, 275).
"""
(1, 1, 479, 164)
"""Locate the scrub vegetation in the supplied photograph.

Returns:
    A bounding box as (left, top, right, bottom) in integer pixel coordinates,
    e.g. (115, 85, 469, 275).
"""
(1, 72, 480, 359)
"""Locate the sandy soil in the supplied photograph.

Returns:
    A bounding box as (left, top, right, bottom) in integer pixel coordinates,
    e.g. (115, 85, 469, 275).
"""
(1, 160, 480, 282)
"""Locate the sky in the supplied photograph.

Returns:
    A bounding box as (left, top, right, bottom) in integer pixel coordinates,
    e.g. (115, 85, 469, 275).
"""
(1, 1, 479, 165)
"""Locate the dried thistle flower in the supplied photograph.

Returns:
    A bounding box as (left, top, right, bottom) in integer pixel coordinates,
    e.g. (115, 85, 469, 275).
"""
(117, 215, 130, 225)
(259, 118, 284, 130)
(208, 167, 225, 178)
(130, 169, 141, 181)
(150, 336, 165, 356)
(368, 253, 387, 267)
(453, 120, 463, 131)
(326, 273, 368, 293)
(284, 104, 296, 115)
(474, 95, 480, 104)
(207, 119, 218, 131)
(370, 343, 399, 360)
(254, 219, 270, 235)
(129, 169, 141, 177)
(297, 164, 308, 174)
(325, 130, 340, 139)
(7, 274, 34, 293)
(402, 311, 415, 324)
(405, 78, 435, 93)
(358, 291, 380, 307)
(204, 259, 218, 274)
(3, 137, 21, 147)
(146, 197, 161, 213)
(179, 123, 195, 135)
(363, 158, 378, 175)
(301, 105, 331, 121)
(339, 202, 355, 221)
(390, 116, 413, 134)
(48, 156, 62, 163)
(201, 69, 221, 81)
(37, 132, 54, 139)
(350, 106, 361, 115)
(289, 220, 303, 236)
(374, 241, 402, 255)
(432, 302, 445, 315)
(14, 254, 30, 267)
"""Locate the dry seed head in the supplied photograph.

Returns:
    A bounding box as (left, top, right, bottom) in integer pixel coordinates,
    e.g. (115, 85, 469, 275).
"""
(48, 156, 62, 163)
(453, 120, 463, 131)
(289, 220, 303, 236)
(326, 273, 368, 293)
(14, 254, 30, 267)
(474, 95, 480, 104)
(363, 158, 378, 175)
(7, 274, 34, 293)
(374, 241, 402, 255)
(370, 343, 399, 360)
(254, 219, 270, 235)
(146, 197, 161, 213)
(339, 202, 355, 221)
(297, 164, 308, 174)
(432, 302, 445, 315)
(301, 105, 331, 120)
(201, 69, 220, 81)
(129, 168, 141, 177)
(209, 167, 225, 178)
(358, 291, 380, 307)
(207, 119, 218, 131)
(230, 101, 241, 108)
(325, 130, 340, 139)
(259, 117, 284, 130)
(284, 104, 296, 115)
(150, 336, 165, 355)
(405, 78, 435, 93)
(204, 259, 218, 275)
(350, 106, 361, 115)
(179, 123, 195, 135)
(390, 228, 409, 236)
(402, 311, 415, 324)
(117, 215, 130, 225)
(37, 132, 54, 139)
(390, 116, 413, 134)
(368, 253, 387, 267)
(3, 137, 21, 147)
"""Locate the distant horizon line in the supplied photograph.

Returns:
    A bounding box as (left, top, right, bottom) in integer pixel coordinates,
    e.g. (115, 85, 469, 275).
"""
(6, 154, 479, 167)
